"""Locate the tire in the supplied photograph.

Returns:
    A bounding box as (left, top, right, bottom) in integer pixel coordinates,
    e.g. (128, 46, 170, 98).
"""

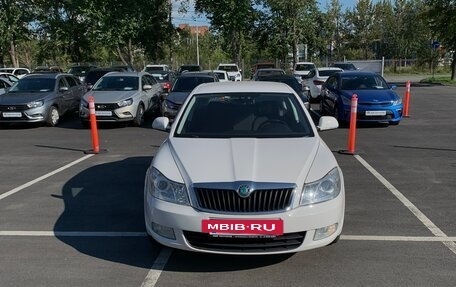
(133, 104, 145, 127)
(46, 106, 60, 127)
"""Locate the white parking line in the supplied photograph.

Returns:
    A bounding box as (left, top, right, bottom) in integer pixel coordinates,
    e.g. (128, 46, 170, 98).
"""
(354, 154, 456, 255)
(342, 235, 456, 242)
(0, 231, 147, 237)
(140, 248, 173, 287)
(0, 154, 94, 201)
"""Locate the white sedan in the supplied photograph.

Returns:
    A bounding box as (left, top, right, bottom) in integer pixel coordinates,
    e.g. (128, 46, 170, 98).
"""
(302, 67, 343, 100)
(145, 81, 344, 255)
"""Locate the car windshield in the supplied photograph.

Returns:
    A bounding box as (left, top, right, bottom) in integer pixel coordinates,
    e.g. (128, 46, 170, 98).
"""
(152, 73, 170, 82)
(318, 69, 341, 77)
(9, 78, 55, 93)
(93, 76, 138, 91)
(295, 64, 315, 71)
(174, 92, 314, 138)
(218, 65, 238, 72)
(145, 67, 165, 72)
(172, 77, 214, 92)
(341, 75, 389, 90)
(68, 66, 93, 76)
(257, 70, 285, 78)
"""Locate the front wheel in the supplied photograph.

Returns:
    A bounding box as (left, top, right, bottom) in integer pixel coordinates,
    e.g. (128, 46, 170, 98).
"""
(133, 104, 145, 127)
(46, 106, 60, 127)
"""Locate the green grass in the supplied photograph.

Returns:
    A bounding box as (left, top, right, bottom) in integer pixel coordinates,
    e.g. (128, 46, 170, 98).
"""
(420, 76, 456, 86)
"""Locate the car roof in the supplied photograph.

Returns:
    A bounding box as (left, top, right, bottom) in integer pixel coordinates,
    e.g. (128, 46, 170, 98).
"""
(338, 71, 377, 76)
(192, 81, 294, 94)
(317, 67, 344, 71)
(178, 71, 216, 78)
(102, 72, 144, 77)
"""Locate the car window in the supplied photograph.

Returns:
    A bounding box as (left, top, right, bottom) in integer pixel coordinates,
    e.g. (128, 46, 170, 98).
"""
(325, 76, 338, 89)
(93, 76, 139, 91)
(174, 92, 314, 138)
(59, 78, 69, 89)
(147, 74, 158, 85)
(65, 76, 78, 87)
(172, 76, 215, 92)
(341, 75, 388, 90)
(218, 65, 238, 72)
(318, 69, 341, 77)
(9, 78, 56, 93)
(295, 64, 315, 71)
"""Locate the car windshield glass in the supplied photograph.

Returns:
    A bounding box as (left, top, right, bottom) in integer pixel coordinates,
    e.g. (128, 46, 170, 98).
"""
(174, 92, 314, 138)
(295, 64, 315, 71)
(145, 67, 165, 72)
(179, 66, 200, 73)
(341, 75, 389, 90)
(152, 73, 170, 82)
(318, 70, 340, 77)
(85, 71, 111, 85)
(9, 78, 55, 92)
(93, 76, 138, 91)
(172, 77, 214, 92)
(218, 65, 238, 72)
(257, 70, 284, 78)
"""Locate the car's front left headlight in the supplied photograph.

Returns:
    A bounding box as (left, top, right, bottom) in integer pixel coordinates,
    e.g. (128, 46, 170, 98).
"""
(117, 98, 133, 107)
(146, 167, 189, 205)
(27, 100, 44, 108)
(300, 167, 341, 206)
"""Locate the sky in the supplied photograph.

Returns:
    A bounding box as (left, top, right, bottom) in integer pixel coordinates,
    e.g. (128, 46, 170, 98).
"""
(171, 0, 357, 26)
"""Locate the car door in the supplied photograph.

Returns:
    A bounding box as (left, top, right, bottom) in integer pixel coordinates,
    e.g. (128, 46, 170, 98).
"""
(56, 77, 74, 115)
(321, 75, 339, 114)
(144, 74, 162, 112)
(64, 76, 84, 110)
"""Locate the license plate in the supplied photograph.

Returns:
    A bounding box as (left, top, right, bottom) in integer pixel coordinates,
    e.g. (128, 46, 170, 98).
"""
(202, 219, 283, 237)
(365, 110, 386, 116)
(95, 111, 112, 116)
(2, 112, 22, 118)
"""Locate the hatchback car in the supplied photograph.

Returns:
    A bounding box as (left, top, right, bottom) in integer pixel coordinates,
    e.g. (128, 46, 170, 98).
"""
(79, 72, 162, 126)
(0, 73, 85, 126)
(145, 81, 344, 255)
(320, 71, 403, 125)
(302, 67, 343, 100)
(161, 72, 219, 118)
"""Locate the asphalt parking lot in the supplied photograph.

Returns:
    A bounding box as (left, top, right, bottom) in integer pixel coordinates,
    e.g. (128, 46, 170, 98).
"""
(0, 84, 455, 287)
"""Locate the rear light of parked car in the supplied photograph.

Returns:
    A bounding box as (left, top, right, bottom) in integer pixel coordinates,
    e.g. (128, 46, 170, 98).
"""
(163, 82, 171, 92)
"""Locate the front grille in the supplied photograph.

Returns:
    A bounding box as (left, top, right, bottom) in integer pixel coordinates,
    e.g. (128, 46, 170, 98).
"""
(184, 231, 306, 252)
(95, 103, 118, 111)
(0, 105, 29, 112)
(194, 187, 293, 213)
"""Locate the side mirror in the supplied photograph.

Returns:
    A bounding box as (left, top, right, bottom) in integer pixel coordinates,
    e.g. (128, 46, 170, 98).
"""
(317, 116, 339, 131)
(152, 116, 170, 132)
(59, 86, 69, 92)
(390, 85, 397, 90)
(143, 84, 152, 91)
(87, 84, 93, 90)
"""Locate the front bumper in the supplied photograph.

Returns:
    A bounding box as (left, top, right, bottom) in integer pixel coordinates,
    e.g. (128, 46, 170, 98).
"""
(0, 106, 48, 123)
(79, 104, 136, 122)
(341, 103, 403, 124)
(144, 191, 344, 255)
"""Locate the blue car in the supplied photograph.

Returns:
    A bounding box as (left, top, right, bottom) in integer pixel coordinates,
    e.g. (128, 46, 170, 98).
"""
(320, 71, 402, 125)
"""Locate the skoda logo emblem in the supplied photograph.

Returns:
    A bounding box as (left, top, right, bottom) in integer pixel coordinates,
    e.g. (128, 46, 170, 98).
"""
(238, 185, 251, 198)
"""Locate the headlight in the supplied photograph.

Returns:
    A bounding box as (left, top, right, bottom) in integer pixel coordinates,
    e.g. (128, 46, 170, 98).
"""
(146, 167, 189, 205)
(165, 99, 178, 110)
(392, 97, 402, 105)
(341, 96, 352, 105)
(117, 98, 133, 107)
(80, 99, 88, 108)
(300, 167, 341, 206)
(27, 101, 44, 108)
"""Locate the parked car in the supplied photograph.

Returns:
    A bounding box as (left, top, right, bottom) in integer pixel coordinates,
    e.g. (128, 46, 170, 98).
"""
(293, 62, 317, 79)
(302, 67, 343, 101)
(67, 65, 97, 82)
(178, 64, 202, 75)
(330, 62, 358, 71)
(146, 81, 344, 255)
(252, 68, 286, 81)
(0, 78, 13, 95)
(79, 72, 162, 127)
(83, 68, 125, 90)
(212, 69, 230, 82)
(33, 66, 64, 73)
(216, 63, 242, 81)
(257, 75, 310, 109)
(143, 64, 170, 72)
(149, 70, 176, 96)
(0, 67, 30, 78)
(0, 72, 85, 126)
(251, 62, 276, 76)
(161, 72, 219, 118)
(0, 72, 19, 83)
(110, 65, 135, 72)
(320, 71, 402, 125)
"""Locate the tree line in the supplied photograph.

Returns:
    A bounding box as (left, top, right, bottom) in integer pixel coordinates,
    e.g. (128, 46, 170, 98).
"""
(0, 0, 455, 79)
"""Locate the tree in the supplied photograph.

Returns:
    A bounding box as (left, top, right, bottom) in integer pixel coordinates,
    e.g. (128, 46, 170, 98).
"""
(345, 0, 377, 59)
(424, 0, 456, 80)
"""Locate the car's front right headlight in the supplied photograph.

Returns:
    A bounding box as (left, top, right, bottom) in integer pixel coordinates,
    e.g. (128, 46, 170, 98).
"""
(300, 167, 341, 206)
(146, 167, 189, 205)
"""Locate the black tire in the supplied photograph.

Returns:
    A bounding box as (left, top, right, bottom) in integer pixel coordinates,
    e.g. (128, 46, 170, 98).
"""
(133, 104, 145, 127)
(46, 106, 59, 127)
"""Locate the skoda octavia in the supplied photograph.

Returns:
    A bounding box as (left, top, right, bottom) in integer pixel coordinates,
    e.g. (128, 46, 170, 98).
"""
(145, 81, 345, 255)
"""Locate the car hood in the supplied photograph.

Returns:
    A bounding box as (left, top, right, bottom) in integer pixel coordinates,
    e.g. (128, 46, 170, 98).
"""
(0, 92, 53, 104)
(83, 90, 138, 103)
(341, 89, 399, 103)
(153, 137, 338, 186)
(166, 91, 191, 104)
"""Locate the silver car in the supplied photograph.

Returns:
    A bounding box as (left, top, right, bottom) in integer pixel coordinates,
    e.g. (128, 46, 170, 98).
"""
(0, 73, 85, 126)
(79, 72, 162, 126)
